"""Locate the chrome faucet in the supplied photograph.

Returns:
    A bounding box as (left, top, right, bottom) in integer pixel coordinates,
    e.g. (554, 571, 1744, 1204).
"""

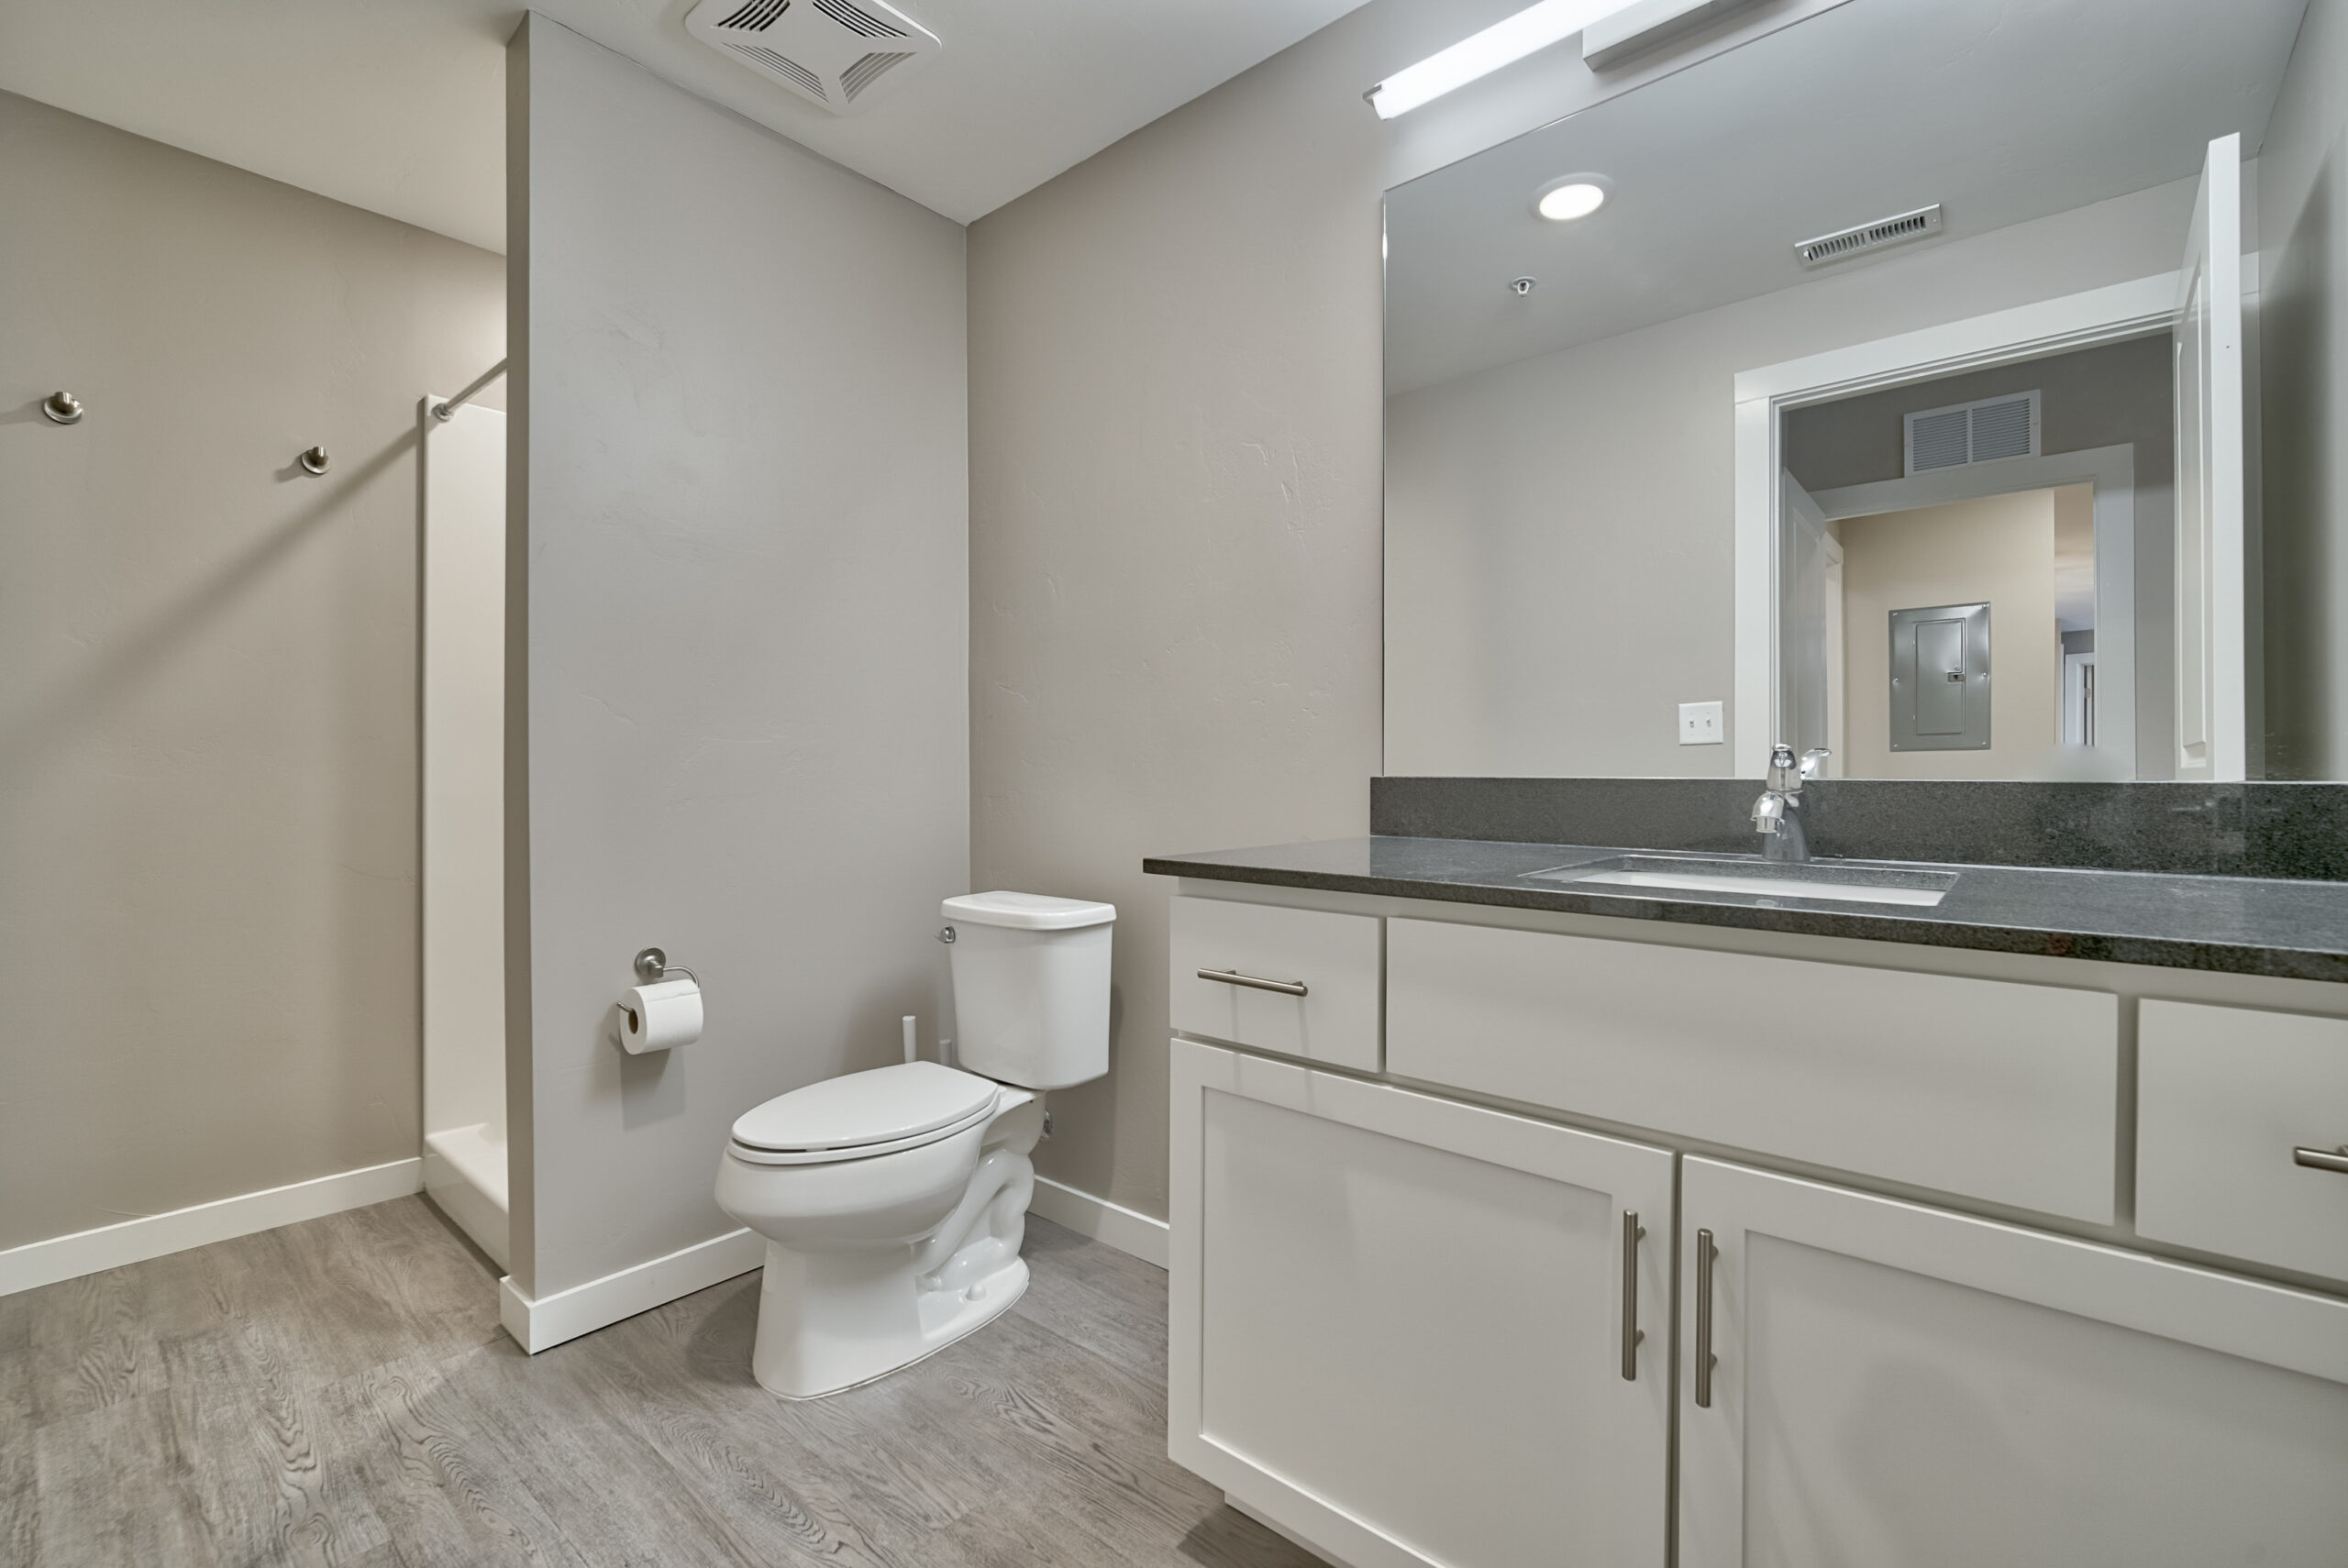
(1752, 744, 1829, 863)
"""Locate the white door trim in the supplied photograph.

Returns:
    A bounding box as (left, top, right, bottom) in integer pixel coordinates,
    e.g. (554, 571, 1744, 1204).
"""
(1809, 444, 2137, 777)
(1732, 272, 2176, 777)
(2173, 133, 2249, 780)
(1822, 533, 1845, 770)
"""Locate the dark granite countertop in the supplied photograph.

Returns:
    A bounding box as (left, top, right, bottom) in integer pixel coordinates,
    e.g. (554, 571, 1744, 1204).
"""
(1143, 835, 2348, 983)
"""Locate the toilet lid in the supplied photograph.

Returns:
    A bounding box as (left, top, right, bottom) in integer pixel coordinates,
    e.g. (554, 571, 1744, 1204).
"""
(941, 890, 1116, 930)
(731, 1061, 1000, 1154)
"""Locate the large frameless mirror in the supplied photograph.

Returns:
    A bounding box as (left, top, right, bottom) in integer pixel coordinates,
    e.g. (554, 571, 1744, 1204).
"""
(1382, 0, 2322, 782)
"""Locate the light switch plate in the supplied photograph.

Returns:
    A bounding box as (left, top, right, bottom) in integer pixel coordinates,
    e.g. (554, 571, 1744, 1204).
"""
(1679, 701, 1725, 745)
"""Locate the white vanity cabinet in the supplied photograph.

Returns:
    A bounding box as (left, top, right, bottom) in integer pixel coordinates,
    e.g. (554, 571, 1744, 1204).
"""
(1165, 888, 2348, 1567)
(1677, 1157, 2348, 1568)
(1168, 1039, 1674, 1568)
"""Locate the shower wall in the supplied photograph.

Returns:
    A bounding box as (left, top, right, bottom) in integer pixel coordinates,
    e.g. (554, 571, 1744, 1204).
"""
(0, 90, 504, 1263)
(422, 399, 510, 1266)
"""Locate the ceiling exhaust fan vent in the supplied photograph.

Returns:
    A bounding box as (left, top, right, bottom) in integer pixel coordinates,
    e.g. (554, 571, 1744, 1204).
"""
(1796, 204, 1945, 268)
(714, 0, 791, 29)
(841, 50, 916, 101)
(812, 0, 909, 39)
(728, 42, 824, 96)
(686, 0, 939, 116)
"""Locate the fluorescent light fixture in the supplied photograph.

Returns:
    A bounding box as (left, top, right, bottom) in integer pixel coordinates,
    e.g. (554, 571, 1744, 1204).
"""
(1582, 0, 1756, 70)
(1367, 0, 1625, 119)
(1537, 181, 1608, 221)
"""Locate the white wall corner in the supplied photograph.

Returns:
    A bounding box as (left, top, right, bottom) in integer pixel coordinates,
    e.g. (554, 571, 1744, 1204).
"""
(498, 1227, 766, 1353)
(0, 1157, 424, 1297)
(1030, 1175, 1171, 1270)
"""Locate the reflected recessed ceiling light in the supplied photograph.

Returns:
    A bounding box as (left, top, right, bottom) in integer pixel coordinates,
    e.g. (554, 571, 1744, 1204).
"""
(1538, 182, 1609, 221)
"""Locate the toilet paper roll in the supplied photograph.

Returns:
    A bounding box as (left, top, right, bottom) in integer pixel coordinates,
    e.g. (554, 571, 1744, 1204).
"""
(619, 977, 703, 1055)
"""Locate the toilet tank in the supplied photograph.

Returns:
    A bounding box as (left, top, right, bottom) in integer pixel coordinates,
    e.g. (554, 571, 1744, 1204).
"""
(942, 891, 1115, 1090)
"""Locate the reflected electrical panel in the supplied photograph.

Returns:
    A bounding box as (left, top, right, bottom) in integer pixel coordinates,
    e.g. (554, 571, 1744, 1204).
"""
(1889, 602, 1991, 751)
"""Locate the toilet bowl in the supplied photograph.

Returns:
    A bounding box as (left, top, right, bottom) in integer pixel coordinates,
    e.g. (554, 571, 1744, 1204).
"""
(715, 890, 1113, 1398)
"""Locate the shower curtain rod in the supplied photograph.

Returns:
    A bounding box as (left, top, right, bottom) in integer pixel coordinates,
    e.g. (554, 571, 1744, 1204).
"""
(432, 359, 509, 423)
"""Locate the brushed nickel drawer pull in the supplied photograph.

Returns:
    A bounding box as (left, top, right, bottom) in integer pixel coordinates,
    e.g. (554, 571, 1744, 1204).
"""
(1197, 968, 1309, 998)
(2293, 1145, 2348, 1175)
(1621, 1210, 1645, 1382)
(1694, 1229, 1718, 1408)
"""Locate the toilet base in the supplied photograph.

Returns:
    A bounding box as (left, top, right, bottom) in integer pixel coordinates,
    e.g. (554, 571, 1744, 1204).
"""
(746, 1133, 1042, 1400)
(749, 1242, 1029, 1400)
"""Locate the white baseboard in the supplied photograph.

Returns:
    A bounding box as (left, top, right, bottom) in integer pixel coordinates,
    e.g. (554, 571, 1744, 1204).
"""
(1030, 1175, 1170, 1269)
(499, 1227, 765, 1354)
(0, 1156, 425, 1297)
(496, 1180, 1168, 1355)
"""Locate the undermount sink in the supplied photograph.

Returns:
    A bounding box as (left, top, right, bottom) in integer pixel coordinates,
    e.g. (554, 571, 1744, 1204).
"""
(1523, 854, 1957, 908)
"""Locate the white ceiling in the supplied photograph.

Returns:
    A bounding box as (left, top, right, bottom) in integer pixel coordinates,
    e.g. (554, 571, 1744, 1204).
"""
(0, 0, 1373, 251)
(1384, 0, 2311, 394)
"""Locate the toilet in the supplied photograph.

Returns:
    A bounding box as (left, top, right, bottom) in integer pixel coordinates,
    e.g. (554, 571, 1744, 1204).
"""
(714, 890, 1114, 1398)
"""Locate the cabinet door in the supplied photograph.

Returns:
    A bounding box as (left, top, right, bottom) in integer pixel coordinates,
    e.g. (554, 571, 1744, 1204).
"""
(1678, 1157, 2348, 1568)
(1169, 1039, 1674, 1568)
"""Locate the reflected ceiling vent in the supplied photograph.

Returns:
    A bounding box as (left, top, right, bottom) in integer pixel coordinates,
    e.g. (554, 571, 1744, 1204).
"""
(685, 0, 940, 116)
(1904, 390, 2041, 476)
(1795, 204, 1944, 268)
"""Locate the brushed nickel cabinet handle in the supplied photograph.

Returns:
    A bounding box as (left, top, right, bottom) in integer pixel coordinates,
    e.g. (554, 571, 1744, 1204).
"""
(1197, 968, 1308, 998)
(1621, 1210, 1645, 1382)
(1694, 1229, 1718, 1408)
(2293, 1145, 2348, 1175)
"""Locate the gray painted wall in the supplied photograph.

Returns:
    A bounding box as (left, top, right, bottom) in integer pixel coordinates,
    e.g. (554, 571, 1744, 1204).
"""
(0, 91, 504, 1251)
(967, 0, 1856, 1221)
(2261, 0, 2348, 779)
(508, 18, 969, 1298)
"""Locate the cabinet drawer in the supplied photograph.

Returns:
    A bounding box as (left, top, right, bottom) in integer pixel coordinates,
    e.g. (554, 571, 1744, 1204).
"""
(1168, 896, 1380, 1071)
(2138, 999, 2348, 1282)
(1387, 919, 2119, 1222)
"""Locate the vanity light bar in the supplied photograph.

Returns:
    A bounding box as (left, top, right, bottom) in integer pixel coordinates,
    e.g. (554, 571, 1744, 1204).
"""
(1581, 0, 1757, 70)
(1366, 0, 1624, 119)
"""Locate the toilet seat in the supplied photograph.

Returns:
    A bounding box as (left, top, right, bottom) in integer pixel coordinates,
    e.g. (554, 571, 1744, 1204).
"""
(729, 1061, 1001, 1166)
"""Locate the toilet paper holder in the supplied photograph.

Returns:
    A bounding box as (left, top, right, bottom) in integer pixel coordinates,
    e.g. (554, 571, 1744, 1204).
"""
(633, 947, 701, 986)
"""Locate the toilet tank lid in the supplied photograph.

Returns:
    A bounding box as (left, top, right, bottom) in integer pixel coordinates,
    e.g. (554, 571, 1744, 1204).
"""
(732, 1062, 1000, 1153)
(942, 890, 1116, 930)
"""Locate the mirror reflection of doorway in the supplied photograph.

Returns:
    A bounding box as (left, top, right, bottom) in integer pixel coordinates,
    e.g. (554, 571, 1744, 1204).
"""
(1744, 129, 2245, 783)
(1773, 328, 2162, 780)
(1786, 478, 2127, 779)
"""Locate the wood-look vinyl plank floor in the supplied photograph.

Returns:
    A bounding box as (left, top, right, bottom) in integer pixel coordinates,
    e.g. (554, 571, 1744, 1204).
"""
(6, 1199, 1325, 1568)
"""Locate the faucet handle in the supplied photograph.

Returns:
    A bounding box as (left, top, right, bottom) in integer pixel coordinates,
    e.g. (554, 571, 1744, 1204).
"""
(1800, 747, 1831, 779)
